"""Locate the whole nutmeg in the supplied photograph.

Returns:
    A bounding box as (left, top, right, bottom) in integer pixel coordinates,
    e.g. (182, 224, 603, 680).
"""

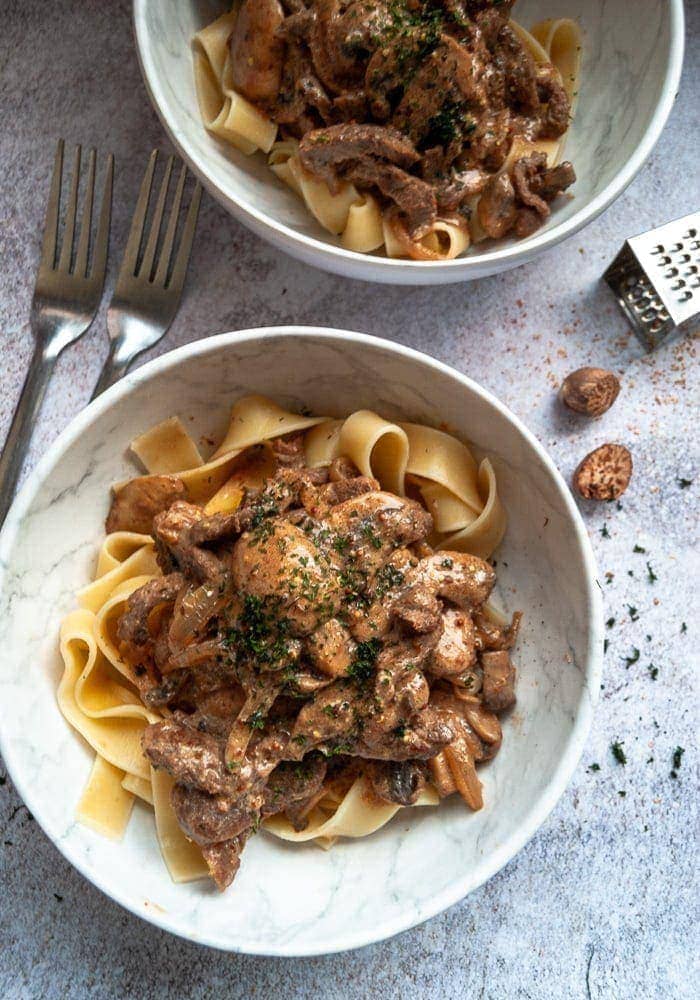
(573, 444, 633, 500)
(560, 367, 621, 417)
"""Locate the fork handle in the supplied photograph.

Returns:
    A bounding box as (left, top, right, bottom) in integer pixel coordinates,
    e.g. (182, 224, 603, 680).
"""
(90, 340, 132, 400)
(0, 341, 57, 526)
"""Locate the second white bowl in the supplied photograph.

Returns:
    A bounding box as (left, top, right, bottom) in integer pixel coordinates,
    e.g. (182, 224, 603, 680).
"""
(133, 0, 683, 284)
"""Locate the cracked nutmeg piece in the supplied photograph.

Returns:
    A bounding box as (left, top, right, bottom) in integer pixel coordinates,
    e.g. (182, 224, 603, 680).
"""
(560, 367, 621, 417)
(573, 444, 633, 501)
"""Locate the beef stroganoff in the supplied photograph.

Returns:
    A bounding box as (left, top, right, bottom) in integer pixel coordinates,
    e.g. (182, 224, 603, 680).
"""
(58, 396, 521, 890)
(193, 1, 581, 260)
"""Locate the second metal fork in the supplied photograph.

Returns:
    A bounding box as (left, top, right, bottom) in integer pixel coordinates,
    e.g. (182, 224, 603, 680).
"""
(91, 151, 202, 398)
(0, 140, 112, 525)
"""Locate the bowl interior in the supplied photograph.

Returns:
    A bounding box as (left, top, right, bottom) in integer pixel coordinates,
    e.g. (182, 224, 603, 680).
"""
(0, 329, 601, 954)
(135, 0, 678, 280)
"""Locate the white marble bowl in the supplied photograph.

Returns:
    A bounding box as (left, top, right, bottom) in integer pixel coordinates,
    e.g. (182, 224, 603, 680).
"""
(133, 0, 683, 285)
(0, 329, 602, 954)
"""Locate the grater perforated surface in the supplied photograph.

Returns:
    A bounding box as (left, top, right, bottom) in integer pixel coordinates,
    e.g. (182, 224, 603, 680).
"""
(603, 212, 700, 350)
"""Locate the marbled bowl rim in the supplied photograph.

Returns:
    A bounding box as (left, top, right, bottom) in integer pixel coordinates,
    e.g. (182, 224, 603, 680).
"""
(132, 0, 684, 283)
(0, 327, 604, 954)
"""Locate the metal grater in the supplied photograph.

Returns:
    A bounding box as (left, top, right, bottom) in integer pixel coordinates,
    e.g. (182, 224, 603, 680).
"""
(603, 211, 700, 350)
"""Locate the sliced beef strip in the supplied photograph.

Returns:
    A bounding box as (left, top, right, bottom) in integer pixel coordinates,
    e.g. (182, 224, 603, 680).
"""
(171, 783, 255, 846)
(300, 475, 378, 518)
(365, 759, 426, 806)
(329, 456, 360, 481)
(271, 432, 307, 468)
(392, 35, 489, 148)
(152, 502, 221, 580)
(480, 649, 516, 712)
(201, 832, 250, 892)
(261, 754, 327, 818)
(105, 475, 187, 535)
(535, 64, 572, 139)
(364, 31, 421, 122)
(299, 123, 420, 188)
(392, 552, 496, 633)
(345, 160, 438, 239)
(477, 171, 518, 238)
(309, 0, 390, 95)
(142, 720, 236, 796)
(355, 705, 455, 761)
(117, 573, 184, 646)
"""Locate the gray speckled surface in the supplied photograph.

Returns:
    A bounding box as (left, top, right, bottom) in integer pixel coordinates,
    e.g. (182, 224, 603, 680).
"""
(0, 1, 698, 997)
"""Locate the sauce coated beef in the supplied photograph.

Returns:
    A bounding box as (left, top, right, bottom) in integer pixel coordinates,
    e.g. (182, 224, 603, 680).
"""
(229, 0, 575, 242)
(117, 440, 520, 889)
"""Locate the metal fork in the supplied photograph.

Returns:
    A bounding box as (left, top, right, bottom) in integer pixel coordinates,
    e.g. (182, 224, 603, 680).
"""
(0, 139, 112, 525)
(90, 151, 202, 399)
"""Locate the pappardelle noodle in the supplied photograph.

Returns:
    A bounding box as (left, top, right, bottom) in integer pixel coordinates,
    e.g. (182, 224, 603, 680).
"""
(193, 1, 581, 260)
(58, 396, 521, 890)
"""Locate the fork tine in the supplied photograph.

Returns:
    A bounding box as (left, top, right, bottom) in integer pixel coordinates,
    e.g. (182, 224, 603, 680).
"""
(57, 145, 81, 273)
(89, 153, 114, 282)
(138, 155, 174, 281)
(39, 139, 64, 271)
(153, 162, 187, 287)
(120, 149, 158, 277)
(163, 180, 202, 293)
(73, 148, 96, 278)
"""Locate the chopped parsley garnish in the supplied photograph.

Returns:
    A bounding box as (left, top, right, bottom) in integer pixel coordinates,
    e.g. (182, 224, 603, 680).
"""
(623, 647, 640, 668)
(347, 639, 381, 684)
(611, 741, 627, 765)
(670, 746, 685, 778)
(247, 709, 266, 731)
(332, 534, 350, 554)
(226, 594, 292, 669)
(360, 522, 383, 550)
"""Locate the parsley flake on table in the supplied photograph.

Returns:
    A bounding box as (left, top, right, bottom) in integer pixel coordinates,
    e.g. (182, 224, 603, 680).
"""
(600, 523, 610, 538)
(670, 746, 685, 778)
(647, 664, 659, 680)
(646, 562, 657, 583)
(627, 605, 639, 622)
(623, 647, 640, 668)
(677, 477, 693, 489)
(633, 544, 646, 553)
(611, 741, 627, 765)
(606, 617, 616, 629)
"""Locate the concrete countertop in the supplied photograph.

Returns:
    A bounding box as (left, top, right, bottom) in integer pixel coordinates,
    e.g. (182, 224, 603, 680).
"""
(0, 2, 697, 997)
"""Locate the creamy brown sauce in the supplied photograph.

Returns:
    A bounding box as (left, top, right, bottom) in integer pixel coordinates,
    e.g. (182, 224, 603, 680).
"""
(114, 439, 520, 889)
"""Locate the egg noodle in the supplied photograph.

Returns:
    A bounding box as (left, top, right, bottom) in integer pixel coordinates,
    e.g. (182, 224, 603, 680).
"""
(192, 7, 580, 260)
(58, 395, 506, 883)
